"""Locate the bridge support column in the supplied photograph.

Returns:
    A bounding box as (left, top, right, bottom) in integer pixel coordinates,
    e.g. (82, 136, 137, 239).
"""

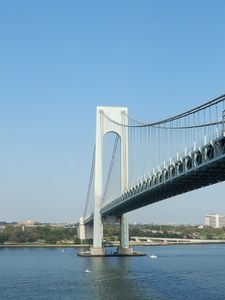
(118, 214, 132, 255)
(78, 217, 93, 241)
(91, 199, 104, 255)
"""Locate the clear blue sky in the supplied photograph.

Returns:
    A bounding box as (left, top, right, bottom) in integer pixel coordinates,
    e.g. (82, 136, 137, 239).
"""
(1, 0, 225, 223)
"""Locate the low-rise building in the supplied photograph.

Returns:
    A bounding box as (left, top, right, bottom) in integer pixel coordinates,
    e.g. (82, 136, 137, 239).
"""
(18, 220, 35, 226)
(0, 225, 6, 231)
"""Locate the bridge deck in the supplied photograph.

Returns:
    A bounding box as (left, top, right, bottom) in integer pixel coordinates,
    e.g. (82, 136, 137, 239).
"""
(85, 135, 225, 224)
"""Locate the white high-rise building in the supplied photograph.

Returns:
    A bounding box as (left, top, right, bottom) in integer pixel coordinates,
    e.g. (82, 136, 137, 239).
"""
(205, 213, 225, 228)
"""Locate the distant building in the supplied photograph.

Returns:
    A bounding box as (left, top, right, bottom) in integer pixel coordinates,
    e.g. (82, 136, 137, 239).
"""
(18, 220, 35, 226)
(0, 225, 6, 231)
(205, 213, 225, 228)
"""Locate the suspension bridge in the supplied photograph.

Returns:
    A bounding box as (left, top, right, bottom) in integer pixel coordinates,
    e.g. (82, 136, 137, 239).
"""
(78, 94, 225, 256)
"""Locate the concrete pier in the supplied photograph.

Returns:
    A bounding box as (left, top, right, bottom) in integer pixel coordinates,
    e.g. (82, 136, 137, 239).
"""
(78, 248, 145, 257)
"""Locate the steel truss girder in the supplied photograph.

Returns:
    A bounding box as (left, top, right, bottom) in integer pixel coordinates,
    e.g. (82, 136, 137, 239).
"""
(99, 135, 225, 218)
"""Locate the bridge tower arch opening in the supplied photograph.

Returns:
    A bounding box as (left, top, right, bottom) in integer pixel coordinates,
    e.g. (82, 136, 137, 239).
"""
(102, 131, 121, 206)
(91, 106, 131, 255)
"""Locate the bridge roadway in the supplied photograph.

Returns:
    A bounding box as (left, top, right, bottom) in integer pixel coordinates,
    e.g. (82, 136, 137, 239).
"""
(130, 236, 225, 244)
(84, 134, 225, 224)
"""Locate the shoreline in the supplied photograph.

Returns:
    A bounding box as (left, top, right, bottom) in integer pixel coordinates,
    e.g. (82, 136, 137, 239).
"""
(0, 244, 89, 248)
(1, 239, 225, 248)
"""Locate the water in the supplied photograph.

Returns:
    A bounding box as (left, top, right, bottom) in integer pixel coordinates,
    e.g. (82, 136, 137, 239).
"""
(0, 244, 225, 299)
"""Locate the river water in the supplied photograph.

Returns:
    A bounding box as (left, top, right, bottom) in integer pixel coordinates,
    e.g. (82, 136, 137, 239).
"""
(0, 244, 225, 299)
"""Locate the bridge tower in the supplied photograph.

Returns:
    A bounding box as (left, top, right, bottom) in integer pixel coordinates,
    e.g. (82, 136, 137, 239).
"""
(91, 106, 130, 255)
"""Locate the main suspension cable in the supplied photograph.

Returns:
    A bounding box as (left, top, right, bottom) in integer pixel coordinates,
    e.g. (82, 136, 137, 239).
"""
(103, 94, 225, 128)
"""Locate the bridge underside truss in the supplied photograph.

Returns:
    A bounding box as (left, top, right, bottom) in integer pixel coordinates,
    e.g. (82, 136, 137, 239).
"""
(84, 135, 225, 220)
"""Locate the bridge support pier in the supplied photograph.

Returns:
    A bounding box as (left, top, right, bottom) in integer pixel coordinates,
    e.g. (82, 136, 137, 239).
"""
(78, 217, 93, 241)
(118, 214, 133, 255)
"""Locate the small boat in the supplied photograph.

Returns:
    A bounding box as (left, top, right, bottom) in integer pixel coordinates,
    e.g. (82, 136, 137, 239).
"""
(84, 269, 92, 273)
(150, 254, 157, 259)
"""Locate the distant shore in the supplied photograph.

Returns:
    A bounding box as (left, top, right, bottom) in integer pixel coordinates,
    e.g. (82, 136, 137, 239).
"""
(130, 240, 225, 247)
(0, 243, 88, 248)
(1, 239, 225, 248)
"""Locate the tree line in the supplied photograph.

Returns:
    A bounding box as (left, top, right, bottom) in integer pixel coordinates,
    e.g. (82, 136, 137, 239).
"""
(1, 223, 225, 245)
(0, 225, 79, 244)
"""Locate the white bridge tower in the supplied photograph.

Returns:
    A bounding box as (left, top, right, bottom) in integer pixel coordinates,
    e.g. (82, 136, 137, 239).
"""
(91, 106, 130, 255)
